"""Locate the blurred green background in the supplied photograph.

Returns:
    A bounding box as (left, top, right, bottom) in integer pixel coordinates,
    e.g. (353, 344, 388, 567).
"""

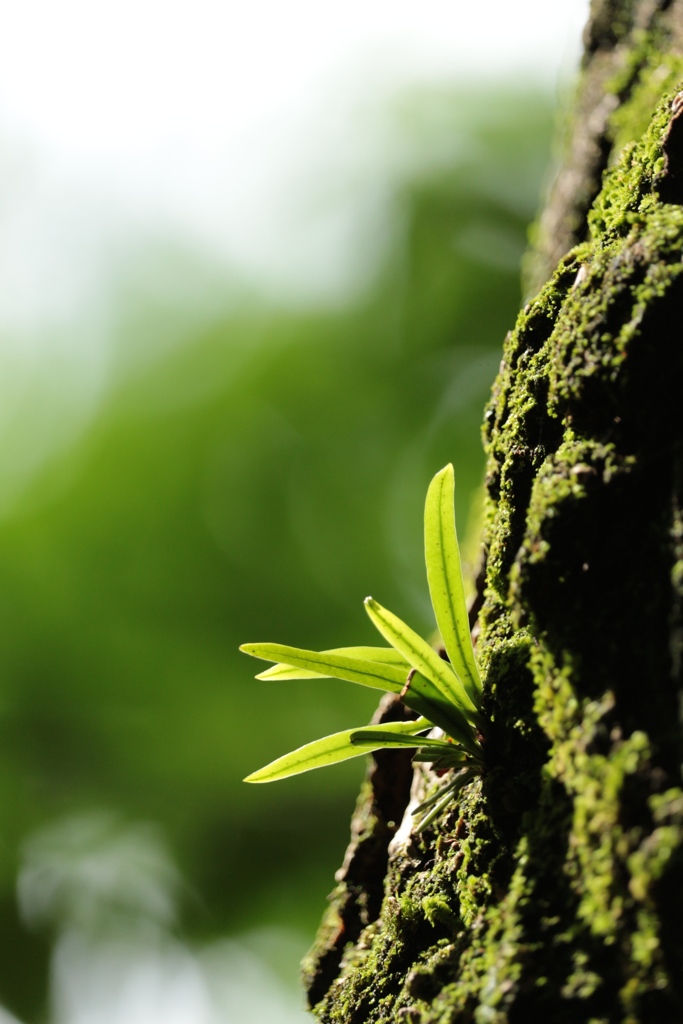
(0, 84, 557, 1023)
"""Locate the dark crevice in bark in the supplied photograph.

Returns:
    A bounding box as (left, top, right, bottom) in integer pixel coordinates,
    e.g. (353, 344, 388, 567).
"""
(303, 694, 416, 1008)
(659, 91, 683, 201)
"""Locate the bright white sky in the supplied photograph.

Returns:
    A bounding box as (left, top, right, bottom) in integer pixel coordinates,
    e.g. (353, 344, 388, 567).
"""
(2, 1, 588, 158)
(0, 0, 590, 514)
(0, 0, 590, 318)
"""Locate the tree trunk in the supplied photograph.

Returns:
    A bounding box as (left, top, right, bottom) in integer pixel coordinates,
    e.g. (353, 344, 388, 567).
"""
(302, 3, 683, 1021)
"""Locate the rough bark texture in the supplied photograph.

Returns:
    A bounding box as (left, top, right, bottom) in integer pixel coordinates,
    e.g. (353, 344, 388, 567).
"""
(302, 3, 683, 1021)
(528, 0, 683, 292)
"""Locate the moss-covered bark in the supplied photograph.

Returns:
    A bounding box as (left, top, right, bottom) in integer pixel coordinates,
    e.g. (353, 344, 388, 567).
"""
(528, 0, 683, 292)
(303, 5, 683, 1021)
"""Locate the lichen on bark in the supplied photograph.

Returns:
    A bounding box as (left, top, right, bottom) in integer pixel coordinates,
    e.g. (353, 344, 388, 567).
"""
(303, 23, 683, 1024)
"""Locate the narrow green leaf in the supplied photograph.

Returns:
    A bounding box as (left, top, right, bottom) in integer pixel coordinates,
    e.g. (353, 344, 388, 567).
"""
(413, 784, 459, 833)
(255, 664, 326, 681)
(413, 768, 479, 832)
(412, 777, 459, 814)
(350, 729, 452, 749)
(240, 643, 408, 693)
(255, 646, 410, 681)
(363, 598, 480, 721)
(424, 464, 482, 705)
(411, 749, 469, 766)
(244, 717, 428, 783)
(400, 671, 481, 756)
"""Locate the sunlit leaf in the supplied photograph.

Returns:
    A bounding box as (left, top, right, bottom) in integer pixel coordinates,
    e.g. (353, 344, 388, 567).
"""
(240, 643, 408, 693)
(424, 464, 482, 704)
(399, 671, 481, 755)
(256, 646, 410, 681)
(256, 664, 329, 681)
(244, 717, 430, 783)
(411, 749, 469, 766)
(241, 463, 489, 812)
(363, 598, 480, 722)
(350, 727, 451, 748)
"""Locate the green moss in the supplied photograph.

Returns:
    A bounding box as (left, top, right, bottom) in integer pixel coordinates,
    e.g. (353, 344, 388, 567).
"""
(608, 52, 683, 157)
(421, 896, 459, 932)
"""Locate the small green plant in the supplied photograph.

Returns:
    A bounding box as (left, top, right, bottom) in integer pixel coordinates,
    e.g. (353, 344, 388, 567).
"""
(240, 464, 485, 831)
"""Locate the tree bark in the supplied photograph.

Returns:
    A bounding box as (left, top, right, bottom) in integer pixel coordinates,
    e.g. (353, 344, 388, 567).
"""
(303, 3, 683, 1021)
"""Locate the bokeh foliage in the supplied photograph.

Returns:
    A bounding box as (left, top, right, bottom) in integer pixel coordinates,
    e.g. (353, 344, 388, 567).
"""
(0, 86, 554, 1020)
